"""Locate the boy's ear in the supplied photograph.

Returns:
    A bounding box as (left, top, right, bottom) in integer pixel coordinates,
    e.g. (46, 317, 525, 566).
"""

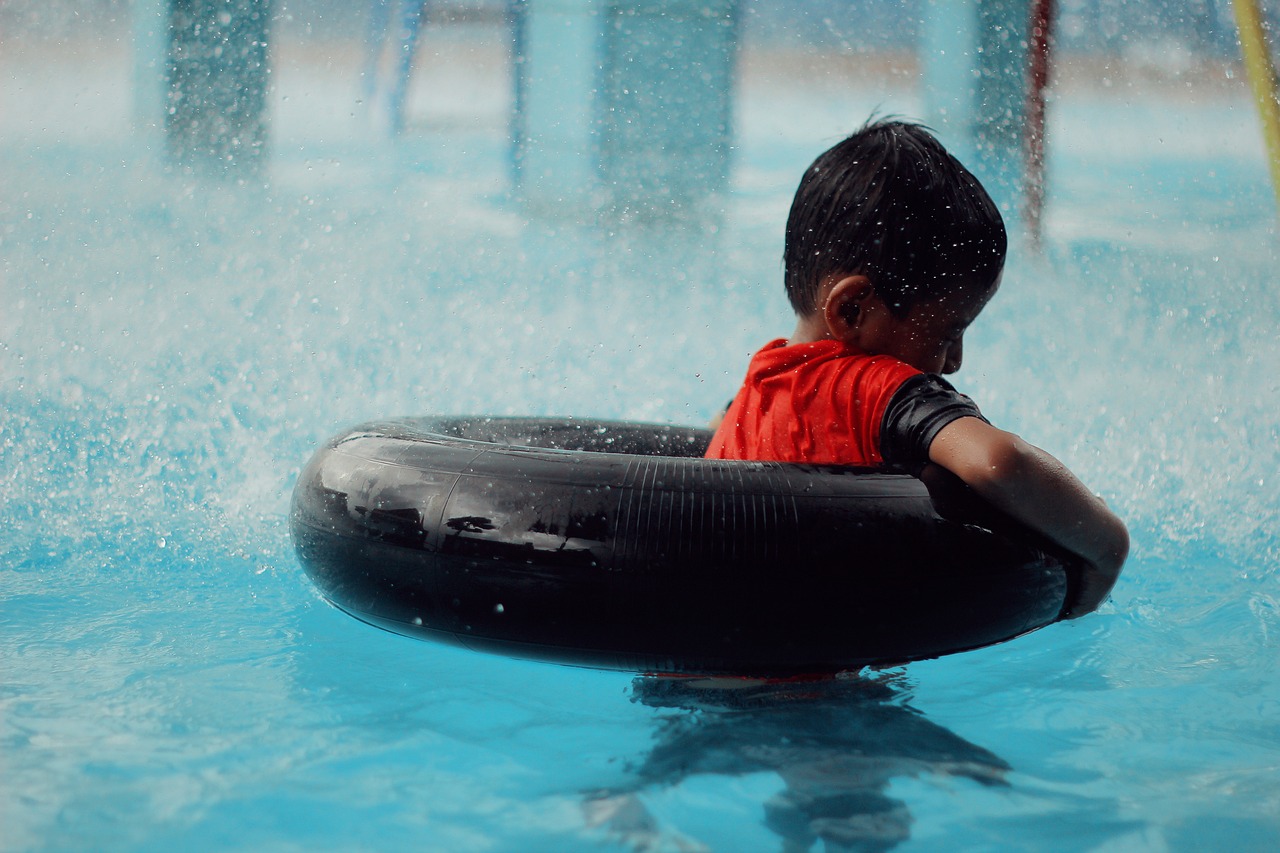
(822, 275, 874, 343)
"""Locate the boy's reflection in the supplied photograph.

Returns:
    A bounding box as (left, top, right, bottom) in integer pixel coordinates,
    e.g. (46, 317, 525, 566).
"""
(585, 672, 1009, 853)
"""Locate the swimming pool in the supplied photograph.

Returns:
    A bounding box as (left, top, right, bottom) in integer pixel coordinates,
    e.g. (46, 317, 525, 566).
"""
(3, 9, 1279, 852)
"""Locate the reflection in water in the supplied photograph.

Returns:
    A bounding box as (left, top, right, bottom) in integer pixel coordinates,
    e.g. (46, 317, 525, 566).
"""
(587, 673, 1009, 853)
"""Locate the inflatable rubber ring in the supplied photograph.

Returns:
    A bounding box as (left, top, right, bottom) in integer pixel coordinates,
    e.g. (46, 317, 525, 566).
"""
(290, 416, 1075, 676)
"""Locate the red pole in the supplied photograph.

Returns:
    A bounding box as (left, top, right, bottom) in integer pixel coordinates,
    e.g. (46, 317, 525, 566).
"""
(1024, 0, 1055, 246)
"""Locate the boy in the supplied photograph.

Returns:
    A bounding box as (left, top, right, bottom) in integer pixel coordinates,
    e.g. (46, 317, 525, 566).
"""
(706, 119, 1128, 618)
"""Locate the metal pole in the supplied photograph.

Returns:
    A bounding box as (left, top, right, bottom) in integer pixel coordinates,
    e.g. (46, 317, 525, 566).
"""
(1023, 0, 1054, 246)
(1233, 0, 1280, 214)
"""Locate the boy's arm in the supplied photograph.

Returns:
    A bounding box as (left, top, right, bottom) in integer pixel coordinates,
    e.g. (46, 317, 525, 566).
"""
(927, 416, 1129, 618)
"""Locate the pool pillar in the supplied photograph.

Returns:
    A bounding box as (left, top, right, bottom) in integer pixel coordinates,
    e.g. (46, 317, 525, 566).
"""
(511, 0, 739, 219)
(164, 0, 272, 177)
(921, 0, 1032, 224)
(132, 0, 169, 136)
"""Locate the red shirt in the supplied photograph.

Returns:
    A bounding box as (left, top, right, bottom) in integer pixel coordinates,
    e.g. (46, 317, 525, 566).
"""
(705, 338, 922, 465)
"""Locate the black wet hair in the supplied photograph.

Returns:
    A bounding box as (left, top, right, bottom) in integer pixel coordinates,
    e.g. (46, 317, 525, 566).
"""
(783, 118, 1007, 318)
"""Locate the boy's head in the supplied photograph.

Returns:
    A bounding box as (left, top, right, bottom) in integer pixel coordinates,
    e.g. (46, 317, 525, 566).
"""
(784, 118, 1006, 320)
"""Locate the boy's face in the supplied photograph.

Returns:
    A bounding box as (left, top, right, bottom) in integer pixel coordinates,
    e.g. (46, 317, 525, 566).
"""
(860, 280, 996, 375)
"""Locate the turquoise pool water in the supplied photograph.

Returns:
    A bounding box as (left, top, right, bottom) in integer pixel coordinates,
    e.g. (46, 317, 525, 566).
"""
(4, 16, 1280, 853)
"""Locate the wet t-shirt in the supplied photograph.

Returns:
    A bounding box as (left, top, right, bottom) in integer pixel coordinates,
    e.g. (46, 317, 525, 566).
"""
(705, 338, 986, 470)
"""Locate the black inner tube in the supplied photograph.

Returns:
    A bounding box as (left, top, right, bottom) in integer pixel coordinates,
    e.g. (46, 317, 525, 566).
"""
(291, 416, 1074, 676)
(412, 415, 714, 456)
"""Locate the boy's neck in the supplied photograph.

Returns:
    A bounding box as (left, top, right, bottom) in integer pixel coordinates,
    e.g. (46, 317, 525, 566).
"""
(787, 311, 832, 346)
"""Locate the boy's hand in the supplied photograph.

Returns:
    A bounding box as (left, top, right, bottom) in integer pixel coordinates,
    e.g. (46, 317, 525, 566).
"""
(1063, 561, 1122, 619)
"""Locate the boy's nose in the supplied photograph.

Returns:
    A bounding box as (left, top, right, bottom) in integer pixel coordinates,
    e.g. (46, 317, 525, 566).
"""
(943, 340, 963, 374)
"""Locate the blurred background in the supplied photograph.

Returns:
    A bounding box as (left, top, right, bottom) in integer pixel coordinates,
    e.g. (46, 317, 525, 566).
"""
(3, 2, 1279, 851)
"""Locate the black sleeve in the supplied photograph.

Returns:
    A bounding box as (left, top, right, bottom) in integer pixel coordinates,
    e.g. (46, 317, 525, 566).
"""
(880, 373, 988, 471)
